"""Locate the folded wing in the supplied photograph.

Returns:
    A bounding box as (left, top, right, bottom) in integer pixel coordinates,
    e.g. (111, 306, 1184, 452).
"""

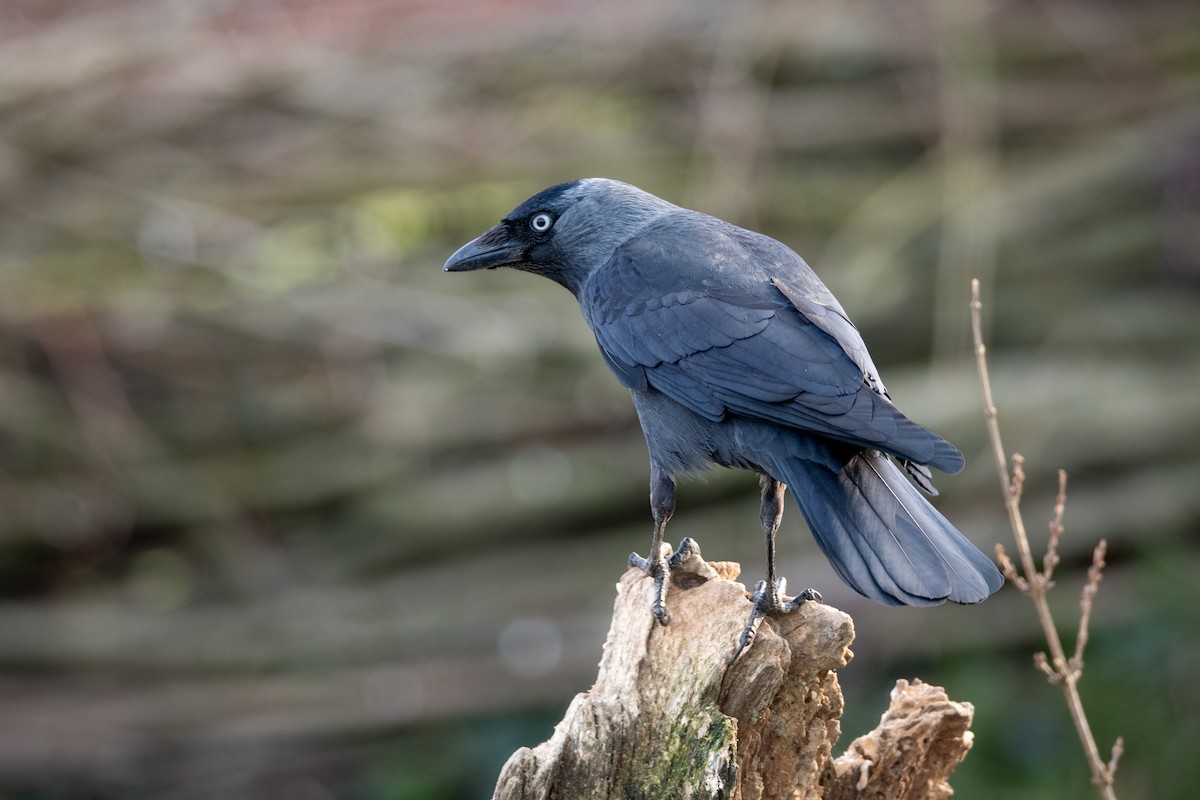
(584, 223, 963, 474)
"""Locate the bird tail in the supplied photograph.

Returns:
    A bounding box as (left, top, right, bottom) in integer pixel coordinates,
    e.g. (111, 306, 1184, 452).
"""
(765, 435, 1003, 606)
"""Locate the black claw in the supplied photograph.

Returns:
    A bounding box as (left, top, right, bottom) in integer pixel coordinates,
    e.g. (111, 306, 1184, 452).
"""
(667, 537, 699, 568)
(731, 613, 761, 662)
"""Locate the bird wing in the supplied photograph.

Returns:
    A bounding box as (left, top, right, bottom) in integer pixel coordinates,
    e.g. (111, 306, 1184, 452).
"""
(583, 223, 963, 473)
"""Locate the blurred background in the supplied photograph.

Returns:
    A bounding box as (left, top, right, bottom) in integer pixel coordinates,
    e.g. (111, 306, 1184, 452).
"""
(1, 0, 1198, 798)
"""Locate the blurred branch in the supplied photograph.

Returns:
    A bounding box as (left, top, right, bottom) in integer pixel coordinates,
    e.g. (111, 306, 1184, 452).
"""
(927, 0, 1000, 364)
(684, 0, 773, 225)
(970, 279, 1122, 799)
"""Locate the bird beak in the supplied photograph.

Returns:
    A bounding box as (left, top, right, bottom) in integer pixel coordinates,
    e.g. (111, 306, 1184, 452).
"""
(443, 225, 522, 272)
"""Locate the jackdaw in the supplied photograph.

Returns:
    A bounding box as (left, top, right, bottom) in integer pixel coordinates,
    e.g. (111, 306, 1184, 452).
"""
(444, 179, 1002, 653)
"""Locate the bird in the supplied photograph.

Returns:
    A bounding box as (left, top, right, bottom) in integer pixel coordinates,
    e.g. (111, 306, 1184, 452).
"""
(444, 178, 1002, 655)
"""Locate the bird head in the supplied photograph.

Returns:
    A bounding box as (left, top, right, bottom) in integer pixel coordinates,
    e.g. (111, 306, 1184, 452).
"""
(443, 179, 676, 296)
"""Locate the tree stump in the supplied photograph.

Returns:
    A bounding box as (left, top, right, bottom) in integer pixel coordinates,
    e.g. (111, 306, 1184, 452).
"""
(826, 679, 976, 800)
(494, 542, 976, 800)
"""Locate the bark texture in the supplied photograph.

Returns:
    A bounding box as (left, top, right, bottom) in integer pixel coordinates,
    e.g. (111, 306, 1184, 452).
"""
(827, 679, 976, 800)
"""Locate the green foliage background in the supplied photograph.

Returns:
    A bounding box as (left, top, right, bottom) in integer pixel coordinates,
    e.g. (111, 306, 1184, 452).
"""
(1, 1, 1198, 798)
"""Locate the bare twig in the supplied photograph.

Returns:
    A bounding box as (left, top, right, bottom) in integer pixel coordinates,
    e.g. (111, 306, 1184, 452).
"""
(1108, 737, 1125, 779)
(994, 543, 1027, 592)
(1044, 470, 1068, 584)
(970, 279, 1120, 799)
(1072, 540, 1108, 675)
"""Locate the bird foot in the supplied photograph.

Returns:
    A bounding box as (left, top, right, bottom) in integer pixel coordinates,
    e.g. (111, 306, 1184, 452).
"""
(731, 577, 822, 661)
(629, 537, 700, 626)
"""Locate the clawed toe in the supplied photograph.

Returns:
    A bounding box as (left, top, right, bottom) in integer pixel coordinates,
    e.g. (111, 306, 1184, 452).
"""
(666, 536, 699, 569)
(630, 538, 701, 626)
(731, 577, 822, 661)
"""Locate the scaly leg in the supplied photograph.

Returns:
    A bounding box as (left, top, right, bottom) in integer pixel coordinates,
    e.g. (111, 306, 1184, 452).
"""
(733, 475, 822, 659)
(628, 465, 693, 625)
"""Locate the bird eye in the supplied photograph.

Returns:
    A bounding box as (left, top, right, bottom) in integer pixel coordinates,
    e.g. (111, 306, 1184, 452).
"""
(529, 212, 554, 233)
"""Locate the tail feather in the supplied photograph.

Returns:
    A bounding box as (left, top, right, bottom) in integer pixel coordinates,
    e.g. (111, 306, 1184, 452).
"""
(768, 437, 1003, 606)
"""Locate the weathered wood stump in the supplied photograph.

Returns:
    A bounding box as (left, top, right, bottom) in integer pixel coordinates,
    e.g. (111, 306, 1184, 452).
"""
(826, 678, 976, 800)
(494, 542, 976, 799)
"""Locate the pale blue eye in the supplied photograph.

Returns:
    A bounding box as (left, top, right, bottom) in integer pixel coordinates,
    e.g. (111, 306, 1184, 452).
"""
(530, 212, 554, 233)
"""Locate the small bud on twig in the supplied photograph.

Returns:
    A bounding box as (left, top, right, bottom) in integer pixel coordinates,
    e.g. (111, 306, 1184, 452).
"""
(1033, 651, 1056, 681)
(1010, 452, 1026, 501)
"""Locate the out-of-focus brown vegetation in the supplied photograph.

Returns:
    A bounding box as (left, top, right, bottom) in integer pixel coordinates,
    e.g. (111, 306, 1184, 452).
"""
(0, 1, 1197, 798)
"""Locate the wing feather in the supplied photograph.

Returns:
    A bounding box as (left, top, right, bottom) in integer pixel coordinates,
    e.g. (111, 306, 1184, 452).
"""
(584, 217, 963, 473)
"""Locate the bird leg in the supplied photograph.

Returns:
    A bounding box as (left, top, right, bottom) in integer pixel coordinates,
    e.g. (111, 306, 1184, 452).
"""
(628, 466, 693, 626)
(733, 475, 822, 660)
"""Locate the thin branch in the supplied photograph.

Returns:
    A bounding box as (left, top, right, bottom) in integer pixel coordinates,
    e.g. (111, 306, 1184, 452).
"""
(1108, 737, 1125, 779)
(994, 543, 1028, 592)
(1044, 470, 1068, 584)
(970, 279, 1120, 799)
(1071, 539, 1107, 675)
